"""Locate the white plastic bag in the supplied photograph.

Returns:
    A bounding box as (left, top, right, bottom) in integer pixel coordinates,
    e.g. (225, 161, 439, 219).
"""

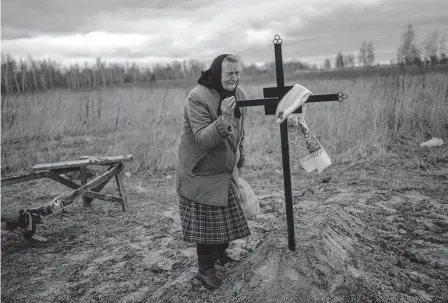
(420, 137, 443, 148)
(238, 177, 260, 220)
(276, 84, 312, 124)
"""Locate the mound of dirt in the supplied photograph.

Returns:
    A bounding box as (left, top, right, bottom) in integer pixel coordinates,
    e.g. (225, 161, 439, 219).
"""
(2, 144, 447, 302)
(161, 189, 447, 303)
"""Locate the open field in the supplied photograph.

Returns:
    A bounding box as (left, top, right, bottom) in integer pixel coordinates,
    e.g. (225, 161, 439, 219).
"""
(2, 71, 447, 176)
(2, 71, 448, 302)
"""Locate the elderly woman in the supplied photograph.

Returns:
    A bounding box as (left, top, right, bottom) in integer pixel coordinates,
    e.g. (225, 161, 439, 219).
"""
(175, 54, 250, 290)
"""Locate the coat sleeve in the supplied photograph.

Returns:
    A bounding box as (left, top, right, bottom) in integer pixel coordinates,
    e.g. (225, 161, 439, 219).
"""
(236, 90, 248, 169)
(237, 127, 245, 169)
(187, 93, 232, 151)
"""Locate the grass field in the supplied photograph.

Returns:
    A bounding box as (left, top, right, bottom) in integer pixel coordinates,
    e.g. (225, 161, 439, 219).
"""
(1, 70, 447, 177)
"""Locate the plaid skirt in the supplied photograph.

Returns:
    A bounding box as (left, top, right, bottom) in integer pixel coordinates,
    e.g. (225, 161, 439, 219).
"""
(178, 187, 250, 244)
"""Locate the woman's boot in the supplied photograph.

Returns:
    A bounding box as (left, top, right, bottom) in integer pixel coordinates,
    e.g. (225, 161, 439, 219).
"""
(195, 253, 222, 290)
(195, 244, 221, 290)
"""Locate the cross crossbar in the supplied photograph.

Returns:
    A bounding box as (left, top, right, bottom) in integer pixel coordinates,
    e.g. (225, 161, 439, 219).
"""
(236, 97, 278, 107)
(236, 87, 345, 115)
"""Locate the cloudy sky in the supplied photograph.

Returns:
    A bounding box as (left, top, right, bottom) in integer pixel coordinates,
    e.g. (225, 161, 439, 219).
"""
(1, 0, 448, 67)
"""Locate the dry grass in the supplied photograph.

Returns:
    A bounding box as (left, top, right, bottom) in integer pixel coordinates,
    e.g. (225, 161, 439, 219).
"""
(1, 72, 447, 177)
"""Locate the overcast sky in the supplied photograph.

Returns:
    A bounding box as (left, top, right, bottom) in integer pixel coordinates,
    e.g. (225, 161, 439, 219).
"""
(1, 0, 448, 67)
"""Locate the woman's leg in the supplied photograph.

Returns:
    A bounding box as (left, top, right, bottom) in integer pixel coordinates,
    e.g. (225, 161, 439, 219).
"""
(195, 243, 221, 289)
(215, 242, 238, 265)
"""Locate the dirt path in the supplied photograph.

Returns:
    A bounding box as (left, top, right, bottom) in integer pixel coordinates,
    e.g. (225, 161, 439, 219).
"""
(2, 144, 447, 303)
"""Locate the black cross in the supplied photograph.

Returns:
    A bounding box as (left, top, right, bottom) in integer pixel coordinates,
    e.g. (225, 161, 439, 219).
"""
(236, 34, 348, 251)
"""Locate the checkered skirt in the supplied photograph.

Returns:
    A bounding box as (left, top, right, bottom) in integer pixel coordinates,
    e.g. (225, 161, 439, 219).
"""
(178, 187, 250, 244)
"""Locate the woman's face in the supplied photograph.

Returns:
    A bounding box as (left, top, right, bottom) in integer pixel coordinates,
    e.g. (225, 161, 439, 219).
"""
(221, 61, 240, 91)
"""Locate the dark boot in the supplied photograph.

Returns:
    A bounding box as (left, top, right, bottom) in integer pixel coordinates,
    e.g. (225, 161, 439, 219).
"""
(195, 254, 222, 290)
(216, 243, 239, 266)
(195, 245, 221, 290)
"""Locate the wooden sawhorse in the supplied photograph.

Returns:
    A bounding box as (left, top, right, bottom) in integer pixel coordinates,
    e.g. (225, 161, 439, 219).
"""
(1, 154, 133, 239)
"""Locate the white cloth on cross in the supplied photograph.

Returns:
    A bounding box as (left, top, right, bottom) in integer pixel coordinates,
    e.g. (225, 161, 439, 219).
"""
(277, 84, 332, 173)
(276, 84, 312, 124)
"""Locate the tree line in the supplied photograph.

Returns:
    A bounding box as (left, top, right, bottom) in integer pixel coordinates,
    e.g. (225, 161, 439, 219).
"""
(1, 24, 447, 93)
(0, 55, 312, 93)
(0, 56, 210, 93)
(324, 25, 447, 69)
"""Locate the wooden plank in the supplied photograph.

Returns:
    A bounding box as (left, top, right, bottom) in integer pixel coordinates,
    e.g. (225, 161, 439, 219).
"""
(263, 86, 293, 99)
(115, 169, 128, 212)
(263, 86, 294, 116)
(263, 94, 340, 116)
(1, 171, 46, 186)
(49, 167, 82, 174)
(264, 86, 341, 103)
(77, 155, 134, 162)
(79, 166, 89, 207)
(82, 155, 133, 162)
(307, 94, 340, 103)
(60, 164, 121, 204)
(83, 191, 123, 204)
(82, 179, 109, 205)
(78, 155, 134, 166)
(32, 154, 134, 172)
(44, 171, 81, 189)
(31, 164, 122, 217)
(83, 164, 115, 205)
(261, 86, 340, 115)
(235, 97, 278, 107)
(263, 104, 303, 115)
(1, 213, 20, 224)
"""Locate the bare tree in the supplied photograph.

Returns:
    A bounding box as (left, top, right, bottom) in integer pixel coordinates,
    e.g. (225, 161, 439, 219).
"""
(172, 60, 184, 79)
(358, 41, 375, 67)
(188, 59, 205, 79)
(1, 53, 11, 93)
(344, 53, 355, 68)
(19, 59, 28, 91)
(397, 24, 421, 65)
(366, 42, 375, 66)
(422, 30, 439, 66)
(27, 56, 38, 90)
(335, 52, 345, 69)
(439, 34, 447, 64)
(358, 42, 368, 67)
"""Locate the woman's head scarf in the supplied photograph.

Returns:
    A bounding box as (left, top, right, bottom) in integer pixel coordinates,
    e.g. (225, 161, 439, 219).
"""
(197, 54, 241, 118)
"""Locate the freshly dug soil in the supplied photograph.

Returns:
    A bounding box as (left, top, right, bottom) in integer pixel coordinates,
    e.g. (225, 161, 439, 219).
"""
(1, 144, 447, 302)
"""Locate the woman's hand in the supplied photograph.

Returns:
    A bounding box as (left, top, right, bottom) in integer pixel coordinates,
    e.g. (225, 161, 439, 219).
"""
(220, 96, 236, 126)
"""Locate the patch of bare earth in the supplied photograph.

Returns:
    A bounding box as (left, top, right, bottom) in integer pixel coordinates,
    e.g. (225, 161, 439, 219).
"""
(2, 144, 447, 303)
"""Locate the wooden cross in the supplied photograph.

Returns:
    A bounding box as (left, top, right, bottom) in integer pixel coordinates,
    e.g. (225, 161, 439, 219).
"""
(236, 34, 347, 251)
